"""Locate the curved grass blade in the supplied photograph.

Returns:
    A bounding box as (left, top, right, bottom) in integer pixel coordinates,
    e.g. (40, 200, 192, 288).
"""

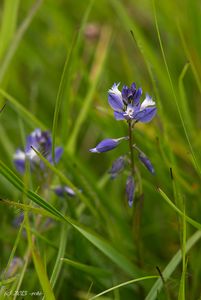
(0, 199, 59, 220)
(52, 0, 94, 161)
(49, 219, 68, 289)
(31, 146, 99, 218)
(158, 188, 201, 231)
(89, 275, 159, 300)
(178, 206, 187, 300)
(152, 0, 201, 177)
(178, 63, 194, 135)
(0, 160, 138, 277)
(0, 0, 20, 60)
(0, 277, 17, 288)
(24, 212, 55, 300)
(0, 160, 63, 219)
(177, 21, 201, 94)
(61, 258, 110, 278)
(109, 0, 168, 96)
(0, 89, 46, 129)
(0, 0, 43, 83)
(51, 36, 76, 163)
(0, 220, 24, 297)
(72, 223, 138, 277)
(66, 26, 112, 154)
(32, 249, 55, 300)
(145, 230, 201, 300)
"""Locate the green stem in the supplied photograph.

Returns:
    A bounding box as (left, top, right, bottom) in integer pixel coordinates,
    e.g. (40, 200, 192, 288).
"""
(128, 120, 135, 175)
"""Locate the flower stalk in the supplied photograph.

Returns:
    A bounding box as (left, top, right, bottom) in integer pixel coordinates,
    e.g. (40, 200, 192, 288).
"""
(128, 120, 135, 176)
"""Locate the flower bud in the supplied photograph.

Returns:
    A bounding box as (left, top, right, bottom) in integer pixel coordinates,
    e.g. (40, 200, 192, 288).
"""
(89, 137, 127, 153)
(126, 175, 135, 207)
(138, 152, 155, 174)
(108, 156, 125, 179)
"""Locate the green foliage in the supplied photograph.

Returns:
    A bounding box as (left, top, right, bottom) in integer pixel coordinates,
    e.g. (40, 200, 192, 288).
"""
(0, 0, 201, 299)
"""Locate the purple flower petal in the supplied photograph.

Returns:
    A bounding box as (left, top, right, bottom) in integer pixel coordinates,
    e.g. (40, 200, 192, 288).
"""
(25, 128, 42, 152)
(89, 137, 127, 153)
(126, 175, 135, 207)
(133, 87, 142, 105)
(13, 149, 25, 173)
(54, 186, 64, 196)
(130, 82, 136, 93)
(108, 83, 124, 112)
(25, 129, 52, 159)
(54, 147, 63, 163)
(134, 107, 157, 123)
(114, 111, 125, 120)
(121, 85, 129, 103)
(48, 147, 63, 164)
(138, 152, 155, 174)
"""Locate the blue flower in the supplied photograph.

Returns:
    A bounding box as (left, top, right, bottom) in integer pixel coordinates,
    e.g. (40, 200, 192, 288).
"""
(138, 152, 155, 174)
(89, 137, 127, 153)
(126, 175, 135, 207)
(14, 128, 63, 173)
(108, 83, 157, 123)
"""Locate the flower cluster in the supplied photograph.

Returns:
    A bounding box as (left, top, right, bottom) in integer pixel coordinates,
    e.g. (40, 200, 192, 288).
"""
(14, 128, 63, 173)
(13, 128, 76, 198)
(108, 82, 156, 123)
(89, 82, 156, 207)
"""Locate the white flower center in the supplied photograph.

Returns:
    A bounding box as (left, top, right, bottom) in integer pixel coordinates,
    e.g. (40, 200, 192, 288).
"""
(124, 107, 134, 118)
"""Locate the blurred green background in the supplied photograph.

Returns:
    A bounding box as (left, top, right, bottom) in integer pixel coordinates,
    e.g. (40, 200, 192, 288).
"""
(0, 0, 201, 299)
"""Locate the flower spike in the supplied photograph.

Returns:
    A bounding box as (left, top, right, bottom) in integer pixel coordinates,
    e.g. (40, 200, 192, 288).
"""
(13, 128, 63, 174)
(90, 81, 157, 207)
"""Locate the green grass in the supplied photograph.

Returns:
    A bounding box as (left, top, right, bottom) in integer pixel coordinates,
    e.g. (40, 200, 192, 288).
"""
(0, 0, 201, 299)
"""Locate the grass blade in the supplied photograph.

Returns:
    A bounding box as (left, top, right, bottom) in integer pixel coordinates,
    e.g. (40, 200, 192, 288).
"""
(0, 277, 17, 288)
(152, 0, 201, 177)
(49, 220, 68, 289)
(145, 230, 201, 300)
(0, 160, 138, 277)
(66, 26, 112, 154)
(25, 212, 55, 300)
(89, 275, 159, 300)
(51, 36, 77, 163)
(0, 0, 20, 60)
(178, 206, 186, 300)
(158, 188, 201, 231)
(32, 249, 55, 300)
(61, 258, 110, 278)
(0, 89, 46, 129)
(31, 146, 99, 218)
(0, 0, 43, 83)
